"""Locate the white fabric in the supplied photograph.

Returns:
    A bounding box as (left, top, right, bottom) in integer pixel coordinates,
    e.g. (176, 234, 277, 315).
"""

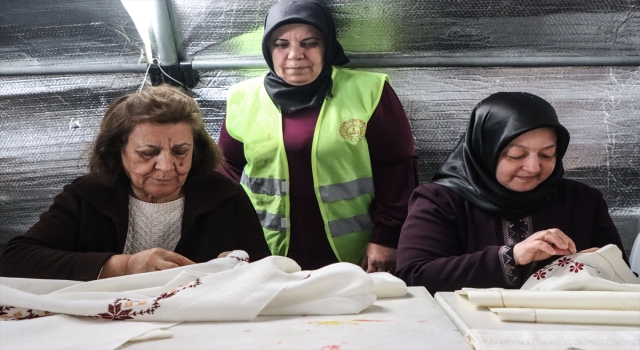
(226, 249, 250, 262)
(0, 314, 179, 350)
(630, 232, 640, 274)
(465, 329, 640, 350)
(489, 307, 640, 326)
(0, 254, 407, 349)
(0, 277, 80, 295)
(260, 263, 376, 315)
(453, 243, 640, 346)
(459, 289, 640, 310)
(0, 254, 407, 322)
(370, 272, 410, 298)
(521, 244, 640, 291)
(127, 328, 174, 342)
(123, 195, 184, 254)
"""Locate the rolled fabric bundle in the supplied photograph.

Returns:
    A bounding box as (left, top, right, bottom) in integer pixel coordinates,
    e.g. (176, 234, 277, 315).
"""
(258, 267, 407, 316)
(370, 272, 408, 298)
(259, 262, 377, 316)
(489, 307, 640, 326)
(458, 289, 640, 310)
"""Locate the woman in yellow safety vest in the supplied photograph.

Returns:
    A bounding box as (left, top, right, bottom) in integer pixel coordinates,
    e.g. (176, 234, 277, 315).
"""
(218, 0, 418, 272)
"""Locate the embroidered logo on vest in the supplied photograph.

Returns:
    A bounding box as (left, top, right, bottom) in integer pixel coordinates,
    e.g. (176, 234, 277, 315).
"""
(339, 119, 367, 142)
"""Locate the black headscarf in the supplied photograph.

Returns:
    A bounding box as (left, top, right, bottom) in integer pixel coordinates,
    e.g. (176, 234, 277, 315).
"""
(433, 92, 571, 218)
(262, 0, 349, 113)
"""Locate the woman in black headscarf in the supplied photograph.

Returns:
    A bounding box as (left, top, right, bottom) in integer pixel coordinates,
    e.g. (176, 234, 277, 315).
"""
(218, 0, 418, 272)
(396, 92, 627, 294)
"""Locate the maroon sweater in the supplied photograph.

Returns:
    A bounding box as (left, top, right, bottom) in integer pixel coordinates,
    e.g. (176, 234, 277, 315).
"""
(396, 179, 627, 295)
(219, 83, 418, 270)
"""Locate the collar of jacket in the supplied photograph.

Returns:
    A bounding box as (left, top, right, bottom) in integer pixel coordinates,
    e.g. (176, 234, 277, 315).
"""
(72, 172, 240, 249)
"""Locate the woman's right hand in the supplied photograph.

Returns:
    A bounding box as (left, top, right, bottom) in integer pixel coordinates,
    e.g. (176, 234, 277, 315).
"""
(99, 248, 195, 279)
(513, 228, 577, 265)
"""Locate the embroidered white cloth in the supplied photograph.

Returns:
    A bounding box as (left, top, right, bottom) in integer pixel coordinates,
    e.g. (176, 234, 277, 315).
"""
(1, 254, 406, 322)
(458, 244, 639, 306)
(0, 253, 407, 349)
(521, 244, 639, 291)
(458, 245, 640, 326)
(456, 244, 640, 326)
(454, 244, 640, 350)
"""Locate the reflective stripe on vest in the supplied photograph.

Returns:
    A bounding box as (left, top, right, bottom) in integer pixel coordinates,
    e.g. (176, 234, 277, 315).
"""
(226, 67, 388, 263)
(328, 214, 374, 238)
(319, 177, 374, 203)
(255, 210, 291, 232)
(241, 171, 289, 196)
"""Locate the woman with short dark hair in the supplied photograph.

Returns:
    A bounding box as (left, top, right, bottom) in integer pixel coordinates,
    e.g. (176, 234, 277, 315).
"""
(89, 85, 222, 185)
(0, 85, 270, 280)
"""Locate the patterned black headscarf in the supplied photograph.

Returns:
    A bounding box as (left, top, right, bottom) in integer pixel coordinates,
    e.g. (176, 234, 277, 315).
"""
(262, 0, 349, 113)
(433, 92, 571, 218)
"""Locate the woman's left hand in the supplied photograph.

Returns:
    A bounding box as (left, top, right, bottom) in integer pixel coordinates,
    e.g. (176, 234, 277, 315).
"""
(360, 243, 397, 273)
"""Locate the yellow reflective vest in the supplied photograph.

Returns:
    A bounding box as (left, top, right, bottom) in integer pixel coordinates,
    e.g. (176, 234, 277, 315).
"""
(226, 67, 388, 264)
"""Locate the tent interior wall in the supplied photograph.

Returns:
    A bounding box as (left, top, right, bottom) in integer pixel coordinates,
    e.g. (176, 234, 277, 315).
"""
(1, 0, 639, 256)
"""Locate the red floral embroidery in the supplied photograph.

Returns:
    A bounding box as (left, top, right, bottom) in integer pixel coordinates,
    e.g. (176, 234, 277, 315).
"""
(232, 256, 250, 263)
(22, 309, 48, 320)
(532, 271, 546, 280)
(96, 278, 202, 320)
(97, 299, 134, 320)
(0, 307, 52, 321)
(0, 306, 12, 318)
(570, 262, 584, 273)
(534, 256, 596, 282)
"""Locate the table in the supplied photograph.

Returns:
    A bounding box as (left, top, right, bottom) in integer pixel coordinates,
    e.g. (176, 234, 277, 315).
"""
(435, 292, 640, 350)
(119, 287, 471, 350)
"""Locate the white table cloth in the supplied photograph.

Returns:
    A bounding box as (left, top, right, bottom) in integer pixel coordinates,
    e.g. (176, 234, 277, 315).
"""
(464, 329, 640, 350)
(456, 244, 640, 327)
(119, 287, 471, 350)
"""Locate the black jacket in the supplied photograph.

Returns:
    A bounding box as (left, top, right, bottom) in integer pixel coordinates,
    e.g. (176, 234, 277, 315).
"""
(0, 172, 270, 281)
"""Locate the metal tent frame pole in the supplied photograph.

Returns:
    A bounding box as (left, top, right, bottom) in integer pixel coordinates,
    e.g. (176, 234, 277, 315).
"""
(1, 56, 639, 76)
(0, 64, 148, 76)
(189, 56, 640, 70)
(152, 0, 179, 66)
